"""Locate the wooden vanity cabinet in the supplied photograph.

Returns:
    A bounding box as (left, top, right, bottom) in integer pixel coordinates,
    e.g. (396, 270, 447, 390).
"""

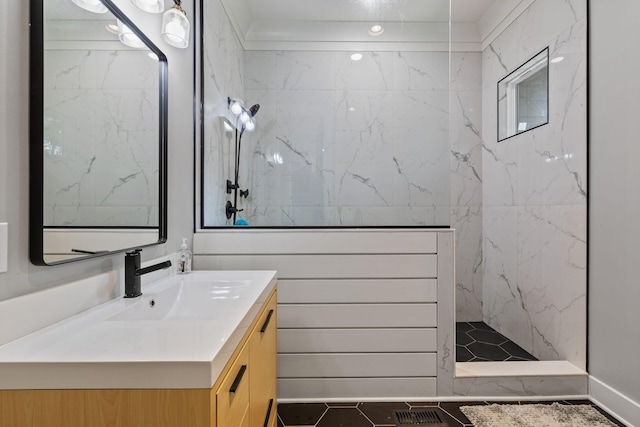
(0, 287, 277, 427)
(216, 289, 277, 427)
(249, 291, 277, 427)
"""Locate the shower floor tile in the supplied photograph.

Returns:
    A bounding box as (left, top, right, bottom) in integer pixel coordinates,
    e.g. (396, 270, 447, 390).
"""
(456, 321, 537, 362)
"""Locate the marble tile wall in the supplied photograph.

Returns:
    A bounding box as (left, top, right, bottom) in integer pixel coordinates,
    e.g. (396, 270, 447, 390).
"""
(43, 50, 160, 227)
(481, 0, 587, 367)
(224, 50, 453, 227)
(201, 28, 484, 321)
(450, 52, 483, 322)
(201, 0, 246, 226)
(239, 49, 483, 322)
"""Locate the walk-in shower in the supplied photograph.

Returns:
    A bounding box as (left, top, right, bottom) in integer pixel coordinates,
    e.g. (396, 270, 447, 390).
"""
(198, 0, 587, 382)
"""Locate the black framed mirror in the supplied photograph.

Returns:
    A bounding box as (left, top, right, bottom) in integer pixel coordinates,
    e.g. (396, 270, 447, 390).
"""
(29, 0, 168, 265)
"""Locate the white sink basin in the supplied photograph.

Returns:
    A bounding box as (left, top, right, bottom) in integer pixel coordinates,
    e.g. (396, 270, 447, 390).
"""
(108, 280, 252, 321)
(0, 270, 278, 390)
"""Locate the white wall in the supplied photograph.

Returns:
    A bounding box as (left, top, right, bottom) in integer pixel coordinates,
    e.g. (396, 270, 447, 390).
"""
(590, 0, 640, 424)
(0, 1, 194, 301)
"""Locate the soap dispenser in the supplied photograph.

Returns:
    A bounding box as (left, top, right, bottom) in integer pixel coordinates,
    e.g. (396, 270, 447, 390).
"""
(177, 238, 192, 274)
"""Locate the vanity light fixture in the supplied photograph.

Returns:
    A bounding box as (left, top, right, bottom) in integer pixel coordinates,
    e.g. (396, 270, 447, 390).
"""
(239, 110, 251, 124)
(131, 0, 164, 14)
(162, 0, 190, 49)
(105, 23, 119, 35)
(350, 53, 363, 61)
(227, 97, 259, 133)
(228, 97, 244, 115)
(117, 20, 146, 48)
(369, 24, 384, 36)
(71, 0, 108, 14)
(244, 119, 256, 132)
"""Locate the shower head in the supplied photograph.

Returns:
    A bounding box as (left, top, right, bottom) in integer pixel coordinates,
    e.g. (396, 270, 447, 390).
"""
(249, 104, 260, 117)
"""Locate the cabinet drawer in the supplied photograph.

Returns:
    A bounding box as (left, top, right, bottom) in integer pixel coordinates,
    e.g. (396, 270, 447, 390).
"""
(217, 343, 250, 427)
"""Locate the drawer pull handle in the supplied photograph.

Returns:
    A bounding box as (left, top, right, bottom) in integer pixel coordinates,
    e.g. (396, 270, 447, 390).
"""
(260, 310, 274, 333)
(263, 398, 274, 427)
(229, 365, 247, 393)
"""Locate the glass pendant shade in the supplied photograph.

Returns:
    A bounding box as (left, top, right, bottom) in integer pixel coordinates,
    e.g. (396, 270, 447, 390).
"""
(228, 98, 244, 115)
(71, 0, 108, 14)
(161, 6, 190, 49)
(239, 111, 251, 124)
(117, 20, 146, 48)
(131, 0, 164, 13)
(244, 119, 256, 132)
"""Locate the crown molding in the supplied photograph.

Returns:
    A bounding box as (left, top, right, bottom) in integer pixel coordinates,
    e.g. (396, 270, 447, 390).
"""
(217, 0, 528, 53)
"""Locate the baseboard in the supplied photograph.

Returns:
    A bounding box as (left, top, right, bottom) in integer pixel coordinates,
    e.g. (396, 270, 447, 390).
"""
(590, 376, 640, 427)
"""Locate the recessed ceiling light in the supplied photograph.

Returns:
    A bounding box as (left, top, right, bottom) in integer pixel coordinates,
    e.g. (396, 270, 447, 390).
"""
(551, 56, 564, 63)
(350, 53, 363, 61)
(369, 24, 384, 36)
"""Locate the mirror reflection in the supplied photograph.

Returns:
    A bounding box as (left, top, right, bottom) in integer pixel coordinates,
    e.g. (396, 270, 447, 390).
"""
(498, 47, 549, 141)
(30, 0, 168, 265)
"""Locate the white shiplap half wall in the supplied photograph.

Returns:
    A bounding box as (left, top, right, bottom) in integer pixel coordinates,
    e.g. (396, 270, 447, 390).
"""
(194, 229, 455, 400)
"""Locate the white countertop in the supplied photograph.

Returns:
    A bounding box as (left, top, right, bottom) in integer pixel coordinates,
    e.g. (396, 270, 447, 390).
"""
(0, 270, 277, 390)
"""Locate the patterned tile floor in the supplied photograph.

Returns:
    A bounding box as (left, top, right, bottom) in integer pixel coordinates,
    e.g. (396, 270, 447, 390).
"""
(456, 322, 537, 362)
(277, 400, 626, 426)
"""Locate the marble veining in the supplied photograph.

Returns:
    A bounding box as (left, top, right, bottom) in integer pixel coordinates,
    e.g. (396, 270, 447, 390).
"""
(450, 52, 483, 322)
(44, 49, 160, 227)
(201, 16, 483, 322)
(199, 1, 585, 371)
(204, 48, 461, 227)
(481, 0, 586, 368)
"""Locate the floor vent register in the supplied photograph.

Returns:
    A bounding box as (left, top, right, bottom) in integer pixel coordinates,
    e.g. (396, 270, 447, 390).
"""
(392, 409, 449, 426)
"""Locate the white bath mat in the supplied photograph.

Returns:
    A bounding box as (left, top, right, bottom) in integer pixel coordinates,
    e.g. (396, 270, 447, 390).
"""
(460, 402, 618, 427)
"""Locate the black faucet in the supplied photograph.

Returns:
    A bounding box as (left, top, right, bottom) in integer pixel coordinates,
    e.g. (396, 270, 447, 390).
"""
(124, 249, 172, 298)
